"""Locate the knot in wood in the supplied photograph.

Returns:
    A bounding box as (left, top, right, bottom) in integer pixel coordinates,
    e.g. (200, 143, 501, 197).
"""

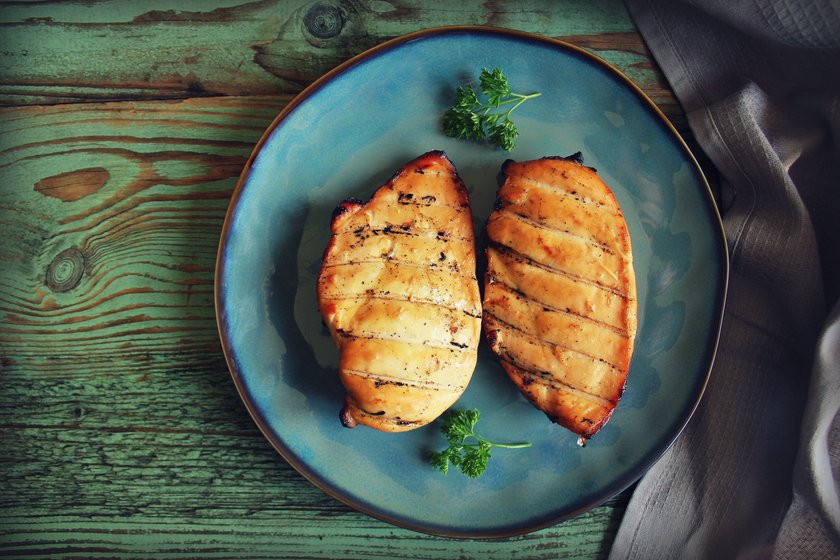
(304, 3, 344, 39)
(46, 247, 85, 293)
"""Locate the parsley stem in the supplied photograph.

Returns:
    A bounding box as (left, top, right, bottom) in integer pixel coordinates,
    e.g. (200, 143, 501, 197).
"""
(473, 435, 532, 449)
(507, 92, 542, 113)
(479, 439, 532, 449)
(489, 442, 532, 449)
(482, 91, 542, 113)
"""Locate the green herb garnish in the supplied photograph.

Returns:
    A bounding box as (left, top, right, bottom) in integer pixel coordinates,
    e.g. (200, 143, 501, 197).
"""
(442, 67, 541, 151)
(430, 409, 531, 478)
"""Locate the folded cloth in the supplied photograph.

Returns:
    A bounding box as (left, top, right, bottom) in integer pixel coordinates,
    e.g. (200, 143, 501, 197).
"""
(610, 1, 840, 558)
(774, 301, 840, 558)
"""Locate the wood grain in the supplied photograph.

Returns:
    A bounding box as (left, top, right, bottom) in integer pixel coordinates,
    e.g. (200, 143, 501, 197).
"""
(0, 0, 701, 557)
(0, 0, 675, 112)
(0, 95, 629, 558)
(0, 97, 280, 371)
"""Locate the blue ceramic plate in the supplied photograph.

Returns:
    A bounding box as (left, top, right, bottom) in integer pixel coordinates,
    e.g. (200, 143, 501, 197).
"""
(216, 27, 727, 538)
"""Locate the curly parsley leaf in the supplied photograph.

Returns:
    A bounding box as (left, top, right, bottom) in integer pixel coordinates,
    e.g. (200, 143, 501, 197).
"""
(479, 67, 511, 106)
(442, 67, 540, 151)
(430, 409, 531, 479)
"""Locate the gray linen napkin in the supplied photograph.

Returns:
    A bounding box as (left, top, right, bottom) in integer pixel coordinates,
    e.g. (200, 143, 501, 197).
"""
(610, 1, 840, 558)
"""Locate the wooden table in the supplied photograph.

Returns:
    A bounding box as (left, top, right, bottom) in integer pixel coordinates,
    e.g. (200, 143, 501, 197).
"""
(0, 1, 713, 557)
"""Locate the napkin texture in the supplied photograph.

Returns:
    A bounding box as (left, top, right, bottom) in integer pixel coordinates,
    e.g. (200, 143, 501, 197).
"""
(611, 1, 840, 558)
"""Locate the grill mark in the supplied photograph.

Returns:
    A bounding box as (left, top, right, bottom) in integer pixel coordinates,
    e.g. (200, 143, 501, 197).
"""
(335, 329, 472, 352)
(489, 280, 629, 337)
(322, 293, 481, 319)
(497, 209, 616, 255)
(510, 175, 621, 213)
(350, 407, 423, 428)
(343, 368, 461, 393)
(499, 353, 616, 405)
(404, 168, 454, 179)
(484, 311, 621, 370)
(321, 258, 475, 281)
(335, 224, 471, 243)
(489, 243, 631, 299)
(396, 195, 466, 212)
(493, 325, 622, 377)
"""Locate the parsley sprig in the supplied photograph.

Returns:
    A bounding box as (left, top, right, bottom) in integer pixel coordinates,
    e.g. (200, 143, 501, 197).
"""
(442, 68, 541, 151)
(430, 409, 531, 478)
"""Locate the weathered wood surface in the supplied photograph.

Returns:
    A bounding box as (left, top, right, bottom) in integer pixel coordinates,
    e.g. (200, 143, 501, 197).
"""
(1, 0, 671, 108)
(0, 0, 701, 557)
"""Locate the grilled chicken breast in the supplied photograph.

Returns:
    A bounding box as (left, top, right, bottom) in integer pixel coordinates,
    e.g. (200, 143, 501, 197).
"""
(317, 151, 481, 432)
(483, 153, 637, 442)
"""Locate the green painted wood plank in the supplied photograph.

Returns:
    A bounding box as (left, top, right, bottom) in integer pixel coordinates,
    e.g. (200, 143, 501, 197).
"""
(0, 507, 625, 559)
(0, 0, 669, 107)
(0, 97, 283, 364)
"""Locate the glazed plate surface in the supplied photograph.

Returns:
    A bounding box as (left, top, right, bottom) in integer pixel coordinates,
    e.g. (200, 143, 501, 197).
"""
(215, 27, 728, 538)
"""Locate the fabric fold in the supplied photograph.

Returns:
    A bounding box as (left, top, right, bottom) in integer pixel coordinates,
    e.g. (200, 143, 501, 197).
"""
(611, 1, 840, 558)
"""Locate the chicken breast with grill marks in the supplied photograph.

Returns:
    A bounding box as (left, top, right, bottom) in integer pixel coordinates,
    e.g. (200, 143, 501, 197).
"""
(317, 151, 481, 432)
(483, 153, 637, 442)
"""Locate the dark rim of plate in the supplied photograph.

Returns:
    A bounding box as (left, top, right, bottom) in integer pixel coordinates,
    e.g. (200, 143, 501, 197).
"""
(213, 25, 730, 539)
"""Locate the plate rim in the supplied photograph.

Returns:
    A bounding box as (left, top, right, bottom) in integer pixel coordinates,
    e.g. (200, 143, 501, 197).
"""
(214, 25, 730, 539)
